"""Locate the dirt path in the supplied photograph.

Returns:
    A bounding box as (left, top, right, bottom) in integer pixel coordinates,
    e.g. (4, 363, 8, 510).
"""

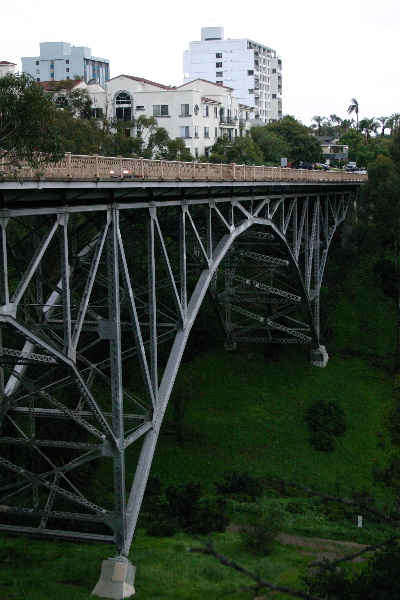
(276, 533, 368, 562)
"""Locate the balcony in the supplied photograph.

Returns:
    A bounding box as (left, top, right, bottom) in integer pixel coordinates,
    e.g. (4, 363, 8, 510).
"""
(219, 116, 238, 126)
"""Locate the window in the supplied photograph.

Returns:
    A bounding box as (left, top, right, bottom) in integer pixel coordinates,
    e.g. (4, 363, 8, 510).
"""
(194, 125, 199, 138)
(203, 105, 209, 117)
(216, 62, 222, 68)
(215, 127, 218, 137)
(247, 70, 254, 75)
(195, 148, 199, 159)
(272, 68, 276, 73)
(216, 81, 223, 84)
(204, 127, 210, 138)
(35, 69, 40, 74)
(136, 105, 145, 111)
(66, 60, 69, 65)
(179, 126, 190, 138)
(248, 89, 254, 94)
(153, 104, 169, 116)
(35, 61, 39, 66)
(216, 71, 223, 77)
(66, 68, 69, 73)
(214, 107, 218, 117)
(36, 78, 40, 82)
(55, 95, 68, 108)
(92, 107, 103, 118)
(272, 94, 277, 99)
(180, 103, 190, 116)
(115, 92, 132, 121)
(216, 53, 222, 58)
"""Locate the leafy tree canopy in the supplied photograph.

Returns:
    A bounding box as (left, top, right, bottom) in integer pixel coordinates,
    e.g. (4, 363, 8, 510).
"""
(250, 127, 291, 164)
(209, 134, 264, 165)
(0, 72, 63, 174)
(263, 115, 324, 164)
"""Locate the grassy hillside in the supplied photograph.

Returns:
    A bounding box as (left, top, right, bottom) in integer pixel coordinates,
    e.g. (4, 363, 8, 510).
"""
(152, 348, 391, 496)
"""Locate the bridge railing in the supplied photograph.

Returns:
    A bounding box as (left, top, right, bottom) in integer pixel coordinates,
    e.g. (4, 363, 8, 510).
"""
(4, 154, 368, 183)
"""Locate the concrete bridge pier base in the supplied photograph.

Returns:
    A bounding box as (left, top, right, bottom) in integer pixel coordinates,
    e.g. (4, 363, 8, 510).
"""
(92, 557, 136, 599)
(310, 345, 329, 368)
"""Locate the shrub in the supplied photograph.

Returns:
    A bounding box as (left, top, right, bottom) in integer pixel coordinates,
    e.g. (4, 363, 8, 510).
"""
(215, 471, 263, 502)
(305, 399, 347, 452)
(145, 481, 229, 537)
(238, 500, 285, 555)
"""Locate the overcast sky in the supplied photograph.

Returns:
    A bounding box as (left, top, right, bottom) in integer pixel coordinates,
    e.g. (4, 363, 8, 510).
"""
(2, 0, 399, 126)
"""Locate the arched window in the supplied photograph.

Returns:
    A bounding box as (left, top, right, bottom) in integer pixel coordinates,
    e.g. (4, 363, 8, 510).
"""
(115, 92, 132, 121)
(55, 95, 69, 108)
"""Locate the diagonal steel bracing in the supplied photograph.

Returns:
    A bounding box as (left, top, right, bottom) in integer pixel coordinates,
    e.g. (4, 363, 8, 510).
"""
(0, 189, 352, 594)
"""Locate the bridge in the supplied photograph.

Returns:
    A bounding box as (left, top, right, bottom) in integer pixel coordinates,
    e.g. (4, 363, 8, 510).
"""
(0, 155, 366, 598)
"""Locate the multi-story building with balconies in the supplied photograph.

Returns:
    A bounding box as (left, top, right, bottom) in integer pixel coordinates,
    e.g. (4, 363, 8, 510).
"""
(22, 42, 110, 86)
(105, 75, 253, 158)
(183, 27, 282, 125)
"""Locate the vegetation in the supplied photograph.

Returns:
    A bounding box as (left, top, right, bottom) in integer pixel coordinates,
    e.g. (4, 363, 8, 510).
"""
(0, 72, 64, 174)
(305, 399, 347, 452)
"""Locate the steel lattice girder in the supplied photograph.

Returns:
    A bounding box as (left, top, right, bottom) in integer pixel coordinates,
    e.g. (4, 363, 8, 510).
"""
(0, 189, 351, 586)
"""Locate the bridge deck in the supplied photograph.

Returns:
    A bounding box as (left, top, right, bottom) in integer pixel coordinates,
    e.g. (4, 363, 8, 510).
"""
(0, 155, 366, 210)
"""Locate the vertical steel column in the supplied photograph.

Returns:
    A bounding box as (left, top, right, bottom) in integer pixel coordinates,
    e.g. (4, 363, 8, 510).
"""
(148, 208, 158, 401)
(313, 197, 321, 338)
(0, 214, 8, 398)
(58, 214, 72, 356)
(180, 206, 187, 323)
(107, 208, 126, 554)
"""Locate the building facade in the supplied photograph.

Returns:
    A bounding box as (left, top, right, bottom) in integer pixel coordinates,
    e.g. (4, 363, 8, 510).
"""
(183, 27, 282, 125)
(0, 61, 16, 78)
(22, 42, 110, 86)
(104, 75, 253, 158)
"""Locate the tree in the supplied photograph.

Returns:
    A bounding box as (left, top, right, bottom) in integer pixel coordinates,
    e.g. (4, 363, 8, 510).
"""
(387, 113, 400, 137)
(0, 72, 63, 175)
(377, 116, 389, 136)
(359, 117, 379, 143)
(347, 98, 359, 128)
(266, 116, 324, 164)
(250, 127, 291, 164)
(311, 115, 326, 136)
(208, 134, 264, 165)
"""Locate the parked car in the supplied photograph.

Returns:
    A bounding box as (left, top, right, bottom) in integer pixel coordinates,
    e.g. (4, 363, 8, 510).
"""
(345, 162, 357, 172)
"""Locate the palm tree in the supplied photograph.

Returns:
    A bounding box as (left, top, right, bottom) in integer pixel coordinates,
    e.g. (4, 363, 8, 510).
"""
(358, 117, 379, 143)
(347, 98, 359, 128)
(377, 116, 389, 136)
(388, 113, 400, 136)
(311, 115, 326, 136)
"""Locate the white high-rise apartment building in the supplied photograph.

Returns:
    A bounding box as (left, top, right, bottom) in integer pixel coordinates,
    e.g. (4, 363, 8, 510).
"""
(22, 42, 110, 86)
(183, 27, 282, 124)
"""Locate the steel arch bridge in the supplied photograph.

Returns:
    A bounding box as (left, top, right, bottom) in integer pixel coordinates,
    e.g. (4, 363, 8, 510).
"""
(0, 176, 358, 597)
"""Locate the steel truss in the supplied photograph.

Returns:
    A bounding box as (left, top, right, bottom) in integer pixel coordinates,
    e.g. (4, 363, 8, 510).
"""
(0, 190, 350, 594)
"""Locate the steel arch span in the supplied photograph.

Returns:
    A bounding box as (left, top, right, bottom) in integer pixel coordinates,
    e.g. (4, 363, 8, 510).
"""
(0, 189, 350, 596)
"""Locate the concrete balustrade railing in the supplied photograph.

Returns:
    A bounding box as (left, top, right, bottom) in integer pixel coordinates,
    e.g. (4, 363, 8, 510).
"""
(2, 153, 368, 183)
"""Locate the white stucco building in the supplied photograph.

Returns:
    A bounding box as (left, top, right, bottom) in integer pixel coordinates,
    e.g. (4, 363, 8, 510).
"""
(22, 42, 110, 86)
(183, 27, 282, 125)
(104, 75, 253, 158)
(0, 61, 16, 78)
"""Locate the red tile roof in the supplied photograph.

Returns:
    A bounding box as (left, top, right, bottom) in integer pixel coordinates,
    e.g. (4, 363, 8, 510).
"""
(37, 80, 83, 91)
(177, 78, 234, 91)
(109, 75, 173, 90)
